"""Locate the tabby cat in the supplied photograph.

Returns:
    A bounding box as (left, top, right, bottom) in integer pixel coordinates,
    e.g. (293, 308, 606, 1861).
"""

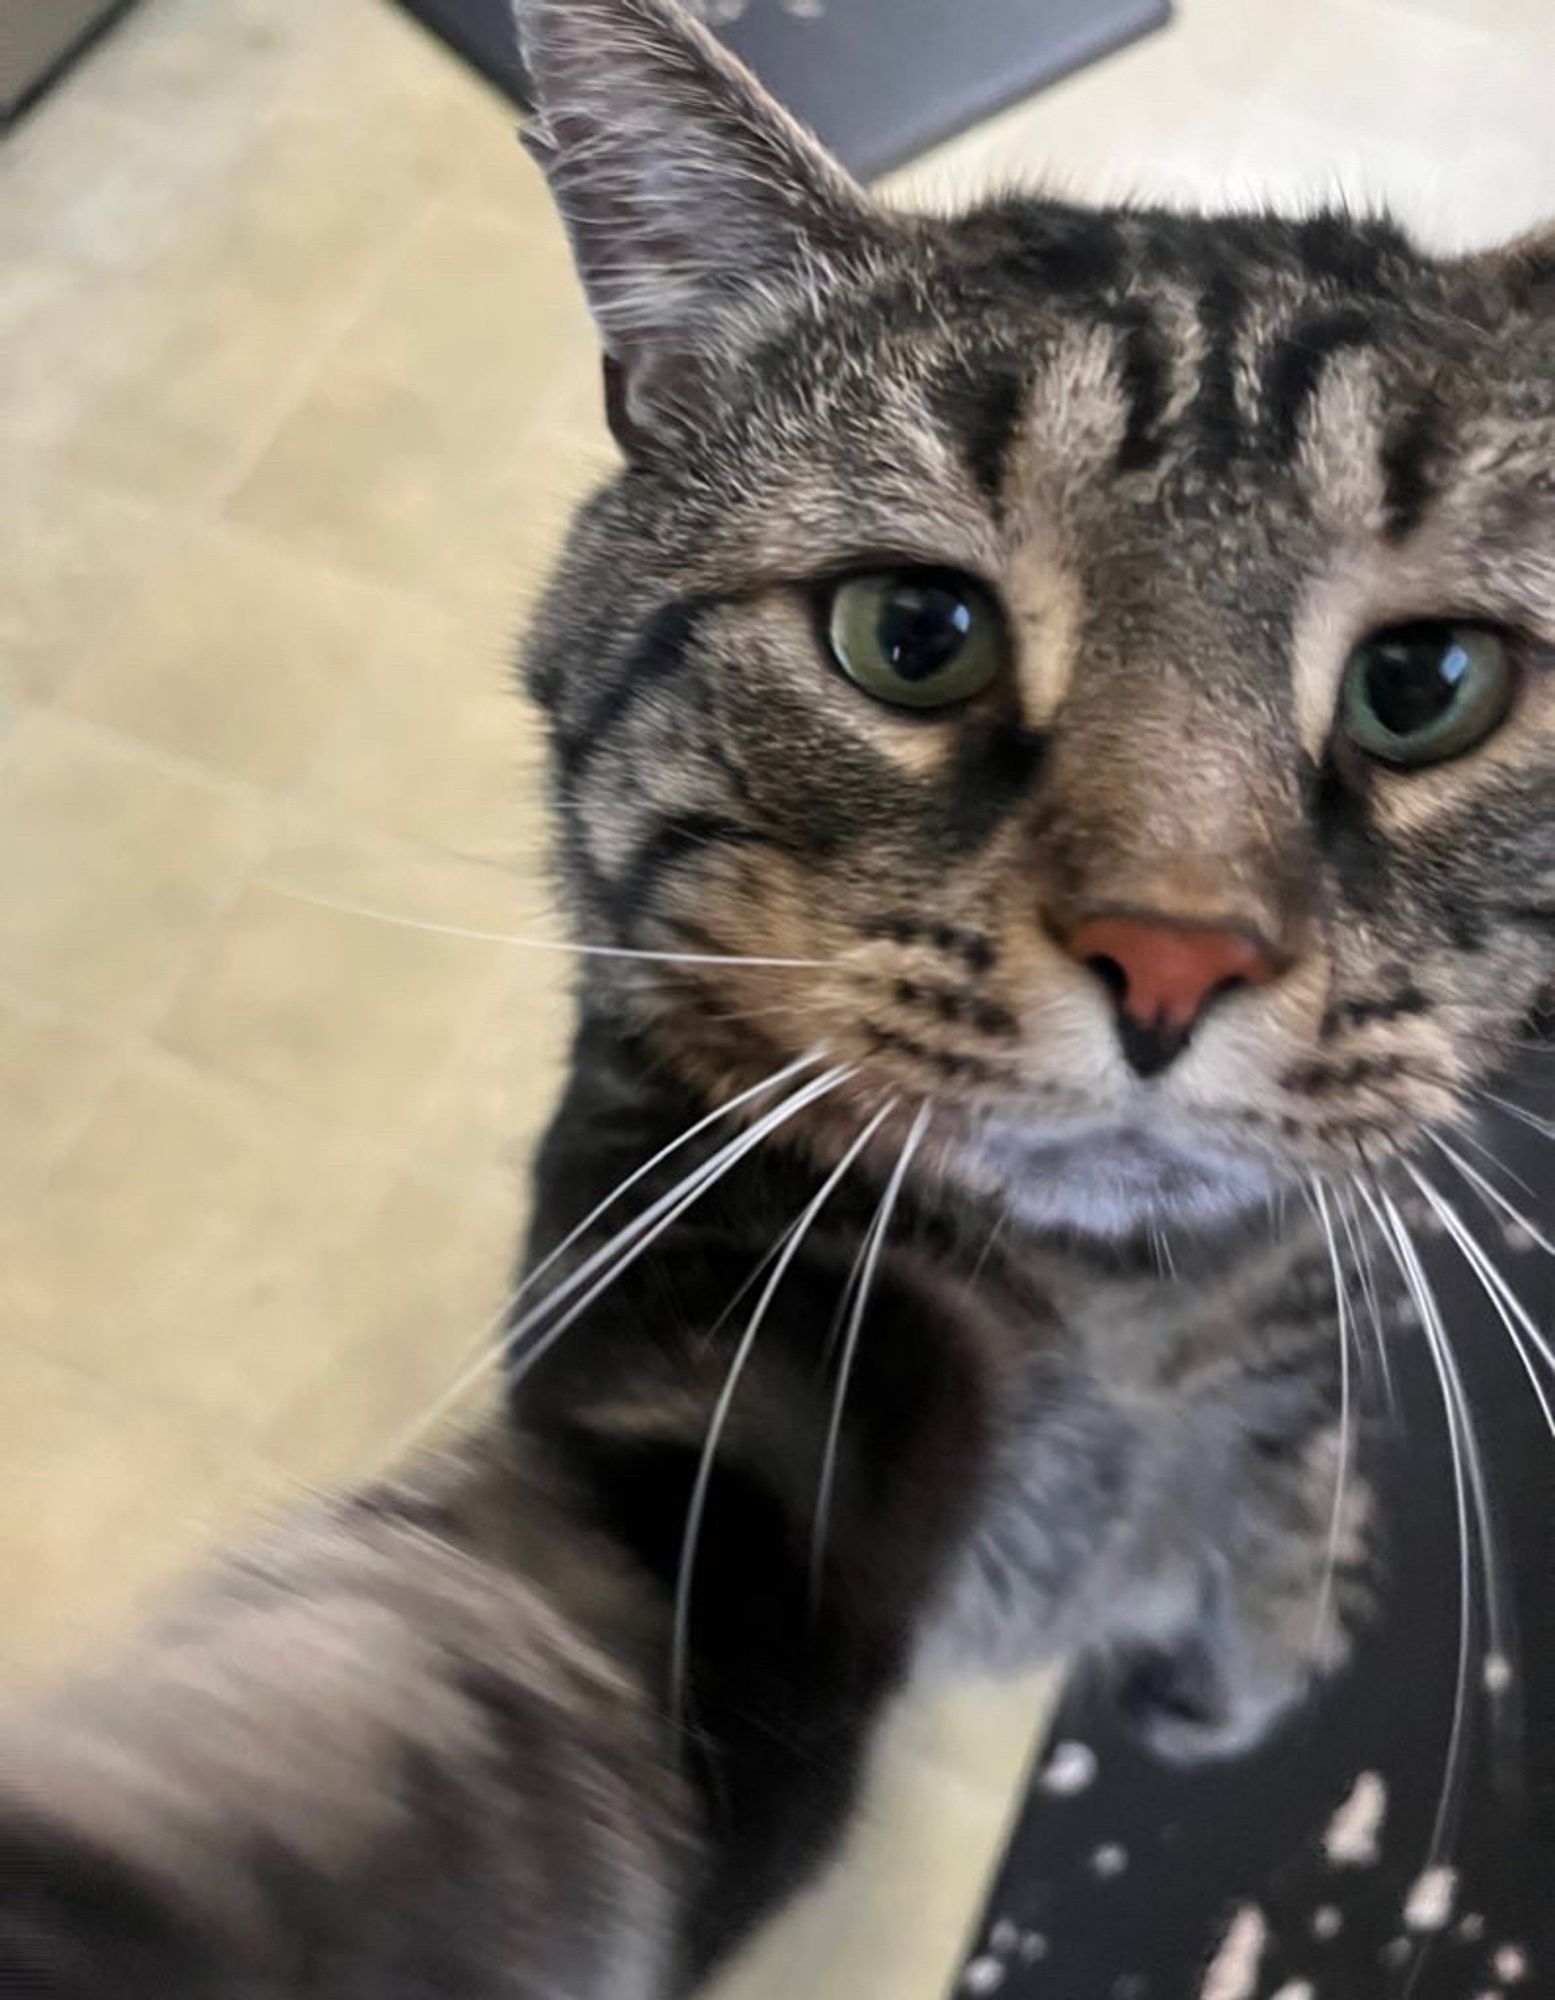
(3, 1, 1551, 1993)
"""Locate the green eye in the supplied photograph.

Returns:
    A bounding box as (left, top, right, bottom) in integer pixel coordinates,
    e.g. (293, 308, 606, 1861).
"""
(827, 570, 1004, 710)
(1339, 623, 1514, 767)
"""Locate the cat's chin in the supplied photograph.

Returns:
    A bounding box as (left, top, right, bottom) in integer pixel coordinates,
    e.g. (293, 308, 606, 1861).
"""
(972, 1126, 1281, 1241)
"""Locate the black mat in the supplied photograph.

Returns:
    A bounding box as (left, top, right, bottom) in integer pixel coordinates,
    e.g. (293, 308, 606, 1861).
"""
(3, 0, 145, 128)
(389, 0, 1171, 178)
(956, 1056, 1554, 2000)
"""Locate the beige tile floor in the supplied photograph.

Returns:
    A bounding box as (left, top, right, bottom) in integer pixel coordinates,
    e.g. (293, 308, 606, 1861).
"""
(1, 0, 1550, 1993)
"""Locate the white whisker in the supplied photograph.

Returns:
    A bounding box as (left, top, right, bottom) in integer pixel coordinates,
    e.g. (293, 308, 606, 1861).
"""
(273, 884, 830, 969)
(821, 1192, 880, 1372)
(521, 1049, 825, 1307)
(1373, 1175, 1523, 2000)
(506, 1063, 859, 1393)
(1382, 1189, 1517, 1697)
(1477, 1089, 1555, 1141)
(672, 1101, 895, 1719)
(1362, 1183, 1504, 1880)
(1427, 1130, 1555, 1256)
(380, 1061, 854, 1461)
(1337, 1187, 1397, 1418)
(968, 1201, 1011, 1288)
(1309, 1180, 1354, 1680)
(1448, 1112, 1538, 1199)
(810, 1101, 931, 1609)
(381, 1050, 826, 1456)
(1404, 1165, 1555, 1436)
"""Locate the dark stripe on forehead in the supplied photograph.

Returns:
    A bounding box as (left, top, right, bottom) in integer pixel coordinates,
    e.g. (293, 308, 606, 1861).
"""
(933, 359, 1027, 508)
(994, 205, 1129, 299)
(1191, 268, 1247, 465)
(1378, 394, 1448, 542)
(1105, 300, 1172, 472)
(559, 596, 708, 778)
(1263, 305, 1376, 460)
(1293, 212, 1413, 290)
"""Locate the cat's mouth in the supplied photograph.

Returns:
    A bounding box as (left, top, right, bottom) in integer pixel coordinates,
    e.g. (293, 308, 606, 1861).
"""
(963, 1117, 1282, 1238)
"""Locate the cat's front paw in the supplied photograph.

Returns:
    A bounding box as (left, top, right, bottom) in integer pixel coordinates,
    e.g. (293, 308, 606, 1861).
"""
(1111, 1559, 1349, 1765)
(1113, 1627, 1302, 1764)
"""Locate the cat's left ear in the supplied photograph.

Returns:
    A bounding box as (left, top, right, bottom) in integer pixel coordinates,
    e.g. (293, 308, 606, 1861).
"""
(514, 0, 886, 456)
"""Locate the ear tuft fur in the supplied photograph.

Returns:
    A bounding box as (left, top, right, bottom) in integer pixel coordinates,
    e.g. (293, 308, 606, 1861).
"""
(1451, 219, 1555, 315)
(512, 0, 883, 450)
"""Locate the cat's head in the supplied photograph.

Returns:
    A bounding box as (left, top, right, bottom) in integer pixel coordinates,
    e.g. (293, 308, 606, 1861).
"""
(516, 0, 1553, 1237)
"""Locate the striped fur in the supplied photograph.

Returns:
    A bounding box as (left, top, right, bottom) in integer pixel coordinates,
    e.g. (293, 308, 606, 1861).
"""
(526, 182, 1554, 1218)
(2, 2, 1549, 1993)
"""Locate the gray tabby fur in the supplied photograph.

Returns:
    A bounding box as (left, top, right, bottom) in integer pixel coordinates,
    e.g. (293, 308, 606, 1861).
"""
(2, 0, 1550, 1992)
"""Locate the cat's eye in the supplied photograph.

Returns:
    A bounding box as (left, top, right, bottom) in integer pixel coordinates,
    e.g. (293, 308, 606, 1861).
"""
(1339, 623, 1515, 768)
(826, 570, 1004, 710)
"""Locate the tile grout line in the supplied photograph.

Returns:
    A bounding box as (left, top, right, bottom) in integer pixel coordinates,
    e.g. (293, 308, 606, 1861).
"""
(203, 189, 465, 523)
(6, 2, 586, 1670)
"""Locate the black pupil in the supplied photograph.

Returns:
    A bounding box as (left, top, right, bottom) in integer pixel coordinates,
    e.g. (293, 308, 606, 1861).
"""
(877, 584, 972, 683)
(1362, 625, 1469, 737)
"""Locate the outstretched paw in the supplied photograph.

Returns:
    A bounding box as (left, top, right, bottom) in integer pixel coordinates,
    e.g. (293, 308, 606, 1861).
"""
(1111, 1562, 1337, 1765)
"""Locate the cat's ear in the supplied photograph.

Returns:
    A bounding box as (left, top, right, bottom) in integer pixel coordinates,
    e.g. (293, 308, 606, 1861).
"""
(1449, 219, 1555, 313)
(514, 0, 882, 454)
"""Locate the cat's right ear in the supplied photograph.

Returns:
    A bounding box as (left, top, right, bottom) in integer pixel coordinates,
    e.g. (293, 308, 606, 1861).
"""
(1449, 218, 1555, 314)
(513, 0, 884, 457)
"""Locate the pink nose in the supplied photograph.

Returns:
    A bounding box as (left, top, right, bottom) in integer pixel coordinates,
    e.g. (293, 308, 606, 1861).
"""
(1064, 914, 1280, 1073)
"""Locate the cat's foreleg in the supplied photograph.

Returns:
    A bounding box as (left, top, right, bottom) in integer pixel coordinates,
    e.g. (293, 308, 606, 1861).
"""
(0, 1437, 694, 1999)
(1114, 1414, 1376, 1763)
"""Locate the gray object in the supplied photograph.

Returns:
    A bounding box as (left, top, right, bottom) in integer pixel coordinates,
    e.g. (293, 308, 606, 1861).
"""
(709, 0, 1171, 178)
(390, 0, 1172, 179)
(2, 0, 137, 122)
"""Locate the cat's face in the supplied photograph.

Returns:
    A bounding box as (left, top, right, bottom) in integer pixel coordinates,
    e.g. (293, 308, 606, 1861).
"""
(519, 0, 1554, 1236)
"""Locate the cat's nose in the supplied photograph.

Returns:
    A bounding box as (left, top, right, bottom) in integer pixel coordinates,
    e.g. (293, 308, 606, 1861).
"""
(1062, 913, 1281, 1078)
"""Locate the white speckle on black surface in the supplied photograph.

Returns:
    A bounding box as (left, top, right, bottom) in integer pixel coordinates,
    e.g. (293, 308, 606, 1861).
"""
(1111, 1976, 1149, 1999)
(1198, 1904, 1267, 2000)
(1403, 1863, 1458, 1932)
(1089, 1841, 1129, 1880)
(1492, 1943, 1529, 1983)
(1018, 1931, 1049, 1964)
(1323, 1770, 1387, 1866)
(962, 1955, 1006, 1995)
(1039, 1739, 1098, 1796)
(950, 1133, 1553, 2000)
(989, 1919, 1018, 1955)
